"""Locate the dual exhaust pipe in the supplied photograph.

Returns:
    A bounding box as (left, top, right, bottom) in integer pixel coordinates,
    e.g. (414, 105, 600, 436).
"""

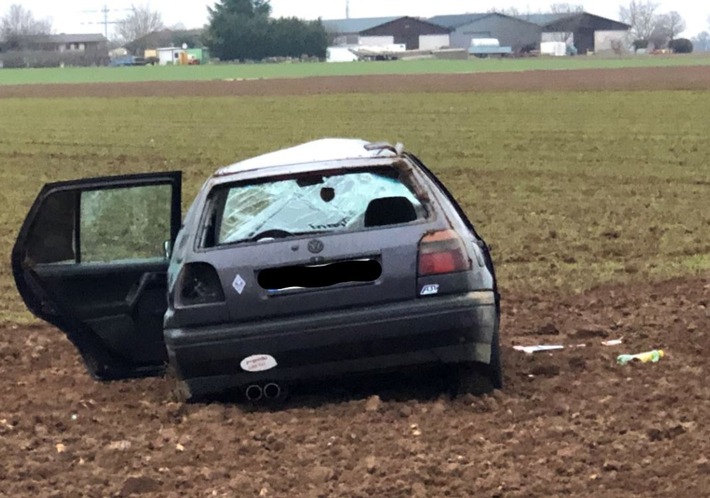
(245, 382, 282, 401)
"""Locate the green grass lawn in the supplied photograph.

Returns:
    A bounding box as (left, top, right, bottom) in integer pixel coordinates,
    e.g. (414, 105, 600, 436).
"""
(0, 90, 708, 323)
(1, 54, 709, 85)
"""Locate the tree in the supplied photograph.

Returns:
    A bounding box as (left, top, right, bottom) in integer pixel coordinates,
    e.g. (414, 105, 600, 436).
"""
(205, 0, 326, 61)
(0, 4, 51, 46)
(205, 0, 270, 61)
(207, 0, 271, 21)
(619, 1, 659, 41)
(549, 3, 584, 14)
(692, 31, 710, 52)
(115, 4, 164, 43)
(655, 11, 686, 41)
(488, 7, 522, 16)
(668, 38, 692, 53)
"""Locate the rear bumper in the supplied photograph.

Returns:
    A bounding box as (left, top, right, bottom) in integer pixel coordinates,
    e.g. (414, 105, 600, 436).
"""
(164, 291, 498, 396)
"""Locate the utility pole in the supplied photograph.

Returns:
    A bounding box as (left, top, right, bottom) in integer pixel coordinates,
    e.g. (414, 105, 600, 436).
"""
(346, 0, 350, 19)
(81, 4, 131, 38)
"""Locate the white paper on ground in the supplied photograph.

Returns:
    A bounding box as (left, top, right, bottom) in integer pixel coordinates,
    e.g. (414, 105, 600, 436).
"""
(513, 345, 565, 354)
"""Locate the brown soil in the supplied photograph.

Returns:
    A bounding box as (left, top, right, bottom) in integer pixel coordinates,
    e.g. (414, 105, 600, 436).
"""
(2, 66, 710, 99)
(1, 276, 708, 497)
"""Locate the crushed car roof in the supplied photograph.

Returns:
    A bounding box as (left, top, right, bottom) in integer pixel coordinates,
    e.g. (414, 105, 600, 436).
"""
(214, 138, 401, 176)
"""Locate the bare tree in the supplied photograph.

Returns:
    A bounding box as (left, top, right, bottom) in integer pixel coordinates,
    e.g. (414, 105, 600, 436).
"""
(115, 4, 164, 43)
(655, 11, 686, 41)
(488, 7, 522, 16)
(692, 31, 710, 52)
(549, 4, 584, 14)
(0, 4, 51, 41)
(619, 1, 659, 41)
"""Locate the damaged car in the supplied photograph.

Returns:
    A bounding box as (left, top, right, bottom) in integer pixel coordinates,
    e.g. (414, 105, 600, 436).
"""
(12, 138, 501, 401)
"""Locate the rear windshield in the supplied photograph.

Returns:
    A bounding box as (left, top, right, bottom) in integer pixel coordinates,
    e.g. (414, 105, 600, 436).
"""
(201, 167, 426, 247)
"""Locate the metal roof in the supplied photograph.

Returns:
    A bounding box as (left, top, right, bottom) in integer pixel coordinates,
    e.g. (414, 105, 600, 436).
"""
(216, 139, 399, 176)
(514, 13, 570, 26)
(321, 17, 400, 34)
(427, 13, 493, 29)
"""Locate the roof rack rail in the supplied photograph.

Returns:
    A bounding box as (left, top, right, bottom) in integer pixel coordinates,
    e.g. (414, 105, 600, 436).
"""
(364, 141, 405, 157)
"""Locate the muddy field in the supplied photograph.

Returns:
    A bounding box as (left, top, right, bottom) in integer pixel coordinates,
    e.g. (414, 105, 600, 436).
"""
(1, 67, 709, 497)
(2, 66, 710, 99)
(0, 277, 708, 497)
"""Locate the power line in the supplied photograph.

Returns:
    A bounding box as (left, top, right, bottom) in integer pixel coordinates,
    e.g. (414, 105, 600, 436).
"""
(81, 4, 131, 38)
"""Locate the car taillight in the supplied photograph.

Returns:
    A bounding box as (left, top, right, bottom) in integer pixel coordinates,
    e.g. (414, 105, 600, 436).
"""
(418, 230, 471, 276)
(178, 263, 225, 306)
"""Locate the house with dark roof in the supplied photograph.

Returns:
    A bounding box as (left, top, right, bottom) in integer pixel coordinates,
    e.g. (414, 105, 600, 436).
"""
(322, 17, 400, 45)
(125, 29, 205, 56)
(429, 13, 540, 53)
(0, 33, 108, 67)
(323, 16, 451, 50)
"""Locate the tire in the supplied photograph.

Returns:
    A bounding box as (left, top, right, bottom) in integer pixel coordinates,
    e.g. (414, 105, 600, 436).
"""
(164, 363, 192, 403)
(488, 326, 503, 389)
(451, 325, 502, 397)
(453, 363, 495, 396)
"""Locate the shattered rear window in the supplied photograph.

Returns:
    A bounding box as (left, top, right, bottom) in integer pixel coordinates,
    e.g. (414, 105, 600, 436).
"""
(202, 167, 426, 247)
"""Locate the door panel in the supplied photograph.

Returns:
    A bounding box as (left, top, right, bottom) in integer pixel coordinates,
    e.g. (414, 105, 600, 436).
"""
(12, 172, 181, 379)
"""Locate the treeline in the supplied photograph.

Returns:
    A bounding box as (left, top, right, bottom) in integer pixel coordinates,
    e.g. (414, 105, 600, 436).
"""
(204, 0, 327, 61)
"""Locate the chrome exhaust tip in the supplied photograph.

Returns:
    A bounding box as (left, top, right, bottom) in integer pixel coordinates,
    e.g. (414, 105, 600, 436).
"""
(245, 384, 263, 401)
(263, 382, 281, 400)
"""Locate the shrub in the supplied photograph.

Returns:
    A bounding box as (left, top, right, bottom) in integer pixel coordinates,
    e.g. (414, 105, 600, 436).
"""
(668, 38, 693, 53)
(632, 39, 649, 51)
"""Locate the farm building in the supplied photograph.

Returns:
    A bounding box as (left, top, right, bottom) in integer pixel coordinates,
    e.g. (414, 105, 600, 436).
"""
(322, 17, 399, 45)
(359, 17, 451, 50)
(323, 16, 451, 50)
(517, 13, 630, 54)
(429, 13, 540, 53)
(0, 33, 108, 68)
(429, 11, 630, 54)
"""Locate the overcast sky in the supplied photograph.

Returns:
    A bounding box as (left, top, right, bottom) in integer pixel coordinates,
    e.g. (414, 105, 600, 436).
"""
(4, 0, 709, 37)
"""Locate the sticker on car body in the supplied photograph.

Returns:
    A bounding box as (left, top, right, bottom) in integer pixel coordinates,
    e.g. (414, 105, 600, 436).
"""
(240, 354, 278, 372)
(420, 284, 440, 296)
(232, 274, 246, 294)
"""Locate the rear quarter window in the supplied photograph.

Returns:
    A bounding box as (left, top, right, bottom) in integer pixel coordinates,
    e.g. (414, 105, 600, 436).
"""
(200, 167, 428, 247)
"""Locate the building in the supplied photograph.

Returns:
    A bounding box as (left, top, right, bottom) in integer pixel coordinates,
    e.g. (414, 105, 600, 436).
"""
(0, 33, 108, 67)
(429, 13, 540, 53)
(358, 17, 451, 50)
(126, 29, 204, 57)
(517, 13, 630, 54)
(322, 17, 400, 45)
(323, 16, 451, 50)
(429, 11, 630, 54)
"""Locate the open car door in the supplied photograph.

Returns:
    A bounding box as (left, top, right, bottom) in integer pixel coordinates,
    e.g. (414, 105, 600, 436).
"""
(12, 172, 182, 380)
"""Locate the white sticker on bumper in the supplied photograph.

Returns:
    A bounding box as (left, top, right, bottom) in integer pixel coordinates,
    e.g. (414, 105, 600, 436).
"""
(240, 354, 278, 372)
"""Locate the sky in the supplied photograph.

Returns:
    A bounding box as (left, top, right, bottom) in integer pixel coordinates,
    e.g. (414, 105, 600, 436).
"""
(3, 0, 709, 38)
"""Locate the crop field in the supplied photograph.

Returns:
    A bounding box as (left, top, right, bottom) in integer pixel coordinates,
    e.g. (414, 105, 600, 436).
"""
(0, 53, 709, 85)
(0, 69, 709, 497)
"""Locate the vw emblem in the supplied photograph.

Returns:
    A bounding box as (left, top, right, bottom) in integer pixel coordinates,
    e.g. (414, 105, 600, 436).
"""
(307, 239, 324, 254)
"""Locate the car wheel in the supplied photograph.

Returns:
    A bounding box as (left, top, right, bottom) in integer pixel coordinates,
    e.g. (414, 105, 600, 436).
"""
(488, 327, 503, 389)
(451, 327, 502, 396)
(452, 363, 495, 396)
(164, 364, 192, 403)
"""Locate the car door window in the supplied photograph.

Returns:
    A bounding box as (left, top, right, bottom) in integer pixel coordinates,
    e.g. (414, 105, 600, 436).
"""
(79, 185, 172, 263)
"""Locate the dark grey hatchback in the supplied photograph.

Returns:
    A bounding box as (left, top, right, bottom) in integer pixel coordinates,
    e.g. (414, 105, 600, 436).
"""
(12, 139, 501, 401)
